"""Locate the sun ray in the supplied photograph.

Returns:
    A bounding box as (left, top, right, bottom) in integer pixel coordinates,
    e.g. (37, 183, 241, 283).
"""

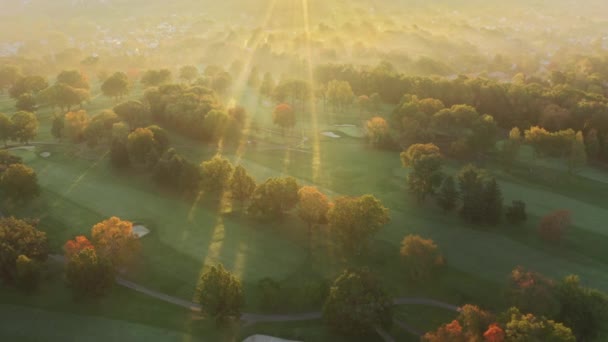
(300, 0, 322, 183)
(229, 0, 279, 166)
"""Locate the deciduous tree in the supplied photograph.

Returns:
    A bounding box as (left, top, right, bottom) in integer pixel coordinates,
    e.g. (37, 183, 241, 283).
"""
(436, 175, 458, 212)
(401, 143, 443, 202)
(555, 275, 608, 341)
(229, 165, 256, 208)
(16, 93, 36, 112)
(127, 127, 157, 165)
(101, 72, 129, 100)
(113, 100, 147, 130)
(65, 247, 114, 297)
(248, 177, 299, 220)
(502, 307, 575, 342)
(11, 111, 38, 144)
(200, 155, 234, 193)
(195, 264, 244, 322)
(0, 164, 39, 203)
(91, 217, 140, 268)
(0, 217, 48, 282)
(328, 195, 389, 256)
(323, 269, 392, 335)
(366, 117, 390, 147)
(400, 235, 444, 281)
(297, 186, 330, 254)
(63, 110, 89, 142)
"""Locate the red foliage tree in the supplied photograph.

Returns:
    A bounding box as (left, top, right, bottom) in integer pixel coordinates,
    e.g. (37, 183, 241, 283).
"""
(483, 323, 505, 342)
(539, 209, 571, 243)
(63, 235, 94, 259)
(422, 320, 466, 342)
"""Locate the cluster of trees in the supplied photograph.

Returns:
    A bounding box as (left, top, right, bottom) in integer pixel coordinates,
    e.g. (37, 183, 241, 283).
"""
(393, 97, 497, 158)
(316, 62, 608, 162)
(524, 126, 588, 173)
(423, 304, 575, 342)
(507, 266, 608, 341)
(63, 217, 140, 297)
(401, 144, 517, 227)
(143, 83, 244, 143)
(0, 111, 39, 145)
(0, 217, 49, 292)
(38, 70, 91, 112)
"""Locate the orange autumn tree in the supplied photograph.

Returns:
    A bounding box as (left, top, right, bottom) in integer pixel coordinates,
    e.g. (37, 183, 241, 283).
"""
(483, 323, 505, 342)
(91, 217, 140, 268)
(423, 305, 497, 342)
(63, 236, 94, 258)
(422, 320, 466, 342)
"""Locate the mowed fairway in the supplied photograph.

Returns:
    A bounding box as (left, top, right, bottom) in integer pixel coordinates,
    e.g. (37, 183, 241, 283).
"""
(4, 89, 608, 339)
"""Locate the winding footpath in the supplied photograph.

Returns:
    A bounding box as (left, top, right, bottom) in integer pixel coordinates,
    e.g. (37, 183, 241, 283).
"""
(50, 254, 459, 327)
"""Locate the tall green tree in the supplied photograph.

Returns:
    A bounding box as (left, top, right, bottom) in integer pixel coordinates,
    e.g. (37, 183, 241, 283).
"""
(56, 70, 90, 90)
(229, 165, 256, 208)
(0, 164, 40, 203)
(248, 177, 299, 220)
(11, 111, 38, 144)
(323, 269, 392, 336)
(101, 72, 129, 100)
(297, 186, 330, 255)
(482, 178, 503, 225)
(458, 165, 486, 224)
(113, 100, 147, 130)
(195, 264, 244, 322)
(401, 143, 443, 202)
(200, 155, 234, 193)
(436, 176, 458, 212)
(127, 127, 158, 165)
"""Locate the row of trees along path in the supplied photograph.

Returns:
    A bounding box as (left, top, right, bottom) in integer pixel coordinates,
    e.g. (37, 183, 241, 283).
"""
(50, 253, 458, 331)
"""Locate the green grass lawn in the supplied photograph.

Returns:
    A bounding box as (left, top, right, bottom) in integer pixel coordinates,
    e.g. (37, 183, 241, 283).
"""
(4, 88, 608, 341)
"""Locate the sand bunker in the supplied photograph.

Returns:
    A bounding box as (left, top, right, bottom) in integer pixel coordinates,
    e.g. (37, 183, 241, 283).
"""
(132, 225, 150, 238)
(40, 152, 51, 158)
(321, 131, 340, 138)
(242, 335, 300, 342)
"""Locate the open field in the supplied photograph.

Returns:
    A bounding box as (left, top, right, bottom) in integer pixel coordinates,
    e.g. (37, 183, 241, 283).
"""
(3, 86, 608, 340)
